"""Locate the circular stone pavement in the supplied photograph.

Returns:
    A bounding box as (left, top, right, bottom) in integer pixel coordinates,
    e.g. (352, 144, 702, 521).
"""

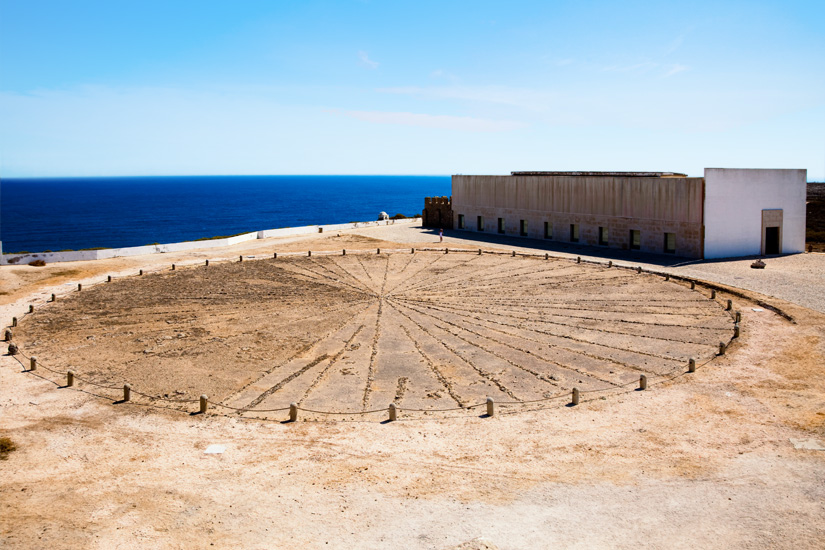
(15, 251, 734, 416)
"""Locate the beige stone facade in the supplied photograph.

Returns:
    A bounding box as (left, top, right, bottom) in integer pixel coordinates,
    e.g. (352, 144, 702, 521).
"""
(422, 196, 453, 229)
(452, 173, 705, 258)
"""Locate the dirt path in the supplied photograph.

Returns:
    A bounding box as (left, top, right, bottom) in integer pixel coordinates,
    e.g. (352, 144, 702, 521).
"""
(1, 228, 823, 549)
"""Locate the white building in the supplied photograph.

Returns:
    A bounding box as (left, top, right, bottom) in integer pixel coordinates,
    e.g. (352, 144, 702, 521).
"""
(703, 168, 807, 259)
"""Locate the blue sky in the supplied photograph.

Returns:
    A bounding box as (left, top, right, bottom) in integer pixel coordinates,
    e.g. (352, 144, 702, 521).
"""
(1, 0, 823, 178)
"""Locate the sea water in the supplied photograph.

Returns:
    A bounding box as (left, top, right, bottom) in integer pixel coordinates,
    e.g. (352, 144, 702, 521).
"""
(0, 175, 450, 253)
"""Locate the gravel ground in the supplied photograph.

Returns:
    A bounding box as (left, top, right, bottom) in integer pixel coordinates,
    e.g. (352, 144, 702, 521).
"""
(666, 254, 825, 313)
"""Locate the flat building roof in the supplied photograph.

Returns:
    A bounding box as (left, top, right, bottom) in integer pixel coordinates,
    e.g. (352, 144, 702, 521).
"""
(509, 171, 688, 178)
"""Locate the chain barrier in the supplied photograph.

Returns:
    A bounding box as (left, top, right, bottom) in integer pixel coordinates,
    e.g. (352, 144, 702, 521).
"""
(7, 341, 724, 417)
(4, 248, 735, 420)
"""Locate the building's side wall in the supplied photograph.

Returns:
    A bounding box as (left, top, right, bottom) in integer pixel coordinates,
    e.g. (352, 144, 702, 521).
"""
(703, 168, 806, 259)
(452, 175, 704, 258)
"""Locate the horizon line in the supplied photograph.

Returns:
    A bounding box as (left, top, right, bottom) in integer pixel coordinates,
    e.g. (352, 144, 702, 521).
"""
(2, 173, 454, 180)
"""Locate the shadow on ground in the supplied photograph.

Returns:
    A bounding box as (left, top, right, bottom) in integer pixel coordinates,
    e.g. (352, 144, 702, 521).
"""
(429, 228, 801, 269)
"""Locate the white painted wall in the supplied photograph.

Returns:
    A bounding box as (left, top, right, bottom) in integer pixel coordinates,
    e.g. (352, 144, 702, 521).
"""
(703, 168, 806, 259)
(0, 218, 419, 265)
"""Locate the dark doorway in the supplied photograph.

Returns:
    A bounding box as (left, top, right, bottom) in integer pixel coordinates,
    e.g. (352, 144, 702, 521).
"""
(765, 226, 780, 254)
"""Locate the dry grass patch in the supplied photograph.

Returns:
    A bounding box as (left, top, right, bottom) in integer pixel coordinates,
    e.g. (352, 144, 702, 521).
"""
(0, 436, 17, 460)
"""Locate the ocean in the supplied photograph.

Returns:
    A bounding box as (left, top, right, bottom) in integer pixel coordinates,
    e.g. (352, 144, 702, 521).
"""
(0, 176, 451, 254)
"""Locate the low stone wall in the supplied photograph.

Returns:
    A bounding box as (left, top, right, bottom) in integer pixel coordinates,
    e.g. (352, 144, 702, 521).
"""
(1, 218, 419, 266)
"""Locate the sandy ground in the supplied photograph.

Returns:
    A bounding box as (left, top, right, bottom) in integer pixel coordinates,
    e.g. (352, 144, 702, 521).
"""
(354, 224, 825, 314)
(1, 224, 824, 549)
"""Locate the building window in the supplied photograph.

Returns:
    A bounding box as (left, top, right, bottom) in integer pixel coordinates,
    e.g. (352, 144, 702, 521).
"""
(630, 229, 641, 250)
(458, 214, 465, 229)
(570, 224, 579, 243)
(598, 226, 608, 246)
(477, 216, 484, 231)
(498, 218, 505, 234)
(664, 232, 676, 254)
(520, 220, 528, 237)
(544, 221, 552, 239)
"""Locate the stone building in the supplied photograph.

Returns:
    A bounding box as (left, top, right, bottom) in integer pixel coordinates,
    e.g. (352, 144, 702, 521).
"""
(447, 168, 806, 259)
(422, 196, 453, 229)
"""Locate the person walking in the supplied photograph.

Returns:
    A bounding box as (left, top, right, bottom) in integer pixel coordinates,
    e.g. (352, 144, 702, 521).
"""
(439, 228, 443, 243)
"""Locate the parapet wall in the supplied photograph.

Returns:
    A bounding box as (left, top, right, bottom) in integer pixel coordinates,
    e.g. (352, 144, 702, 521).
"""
(0, 218, 418, 266)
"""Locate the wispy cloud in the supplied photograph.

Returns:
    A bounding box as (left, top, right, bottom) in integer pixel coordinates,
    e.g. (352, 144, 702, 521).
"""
(601, 60, 688, 78)
(358, 50, 379, 69)
(664, 28, 693, 56)
(330, 109, 526, 132)
(378, 85, 556, 112)
(429, 69, 460, 83)
(603, 61, 659, 73)
(663, 64, 689, 77)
